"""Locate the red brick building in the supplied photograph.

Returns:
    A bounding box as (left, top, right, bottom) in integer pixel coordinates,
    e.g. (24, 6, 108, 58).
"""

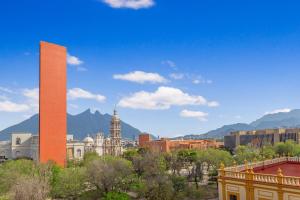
(39, 41, 67, 167)
(139, 133, 222, 153)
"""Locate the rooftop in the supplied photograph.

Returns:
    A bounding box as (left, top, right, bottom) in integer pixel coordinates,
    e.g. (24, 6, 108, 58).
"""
(253, 161, 300, 177)
(220, 157, 300, 187)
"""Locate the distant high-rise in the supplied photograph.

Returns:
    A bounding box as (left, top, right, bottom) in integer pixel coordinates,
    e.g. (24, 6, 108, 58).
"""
(39, 41, 67, 167)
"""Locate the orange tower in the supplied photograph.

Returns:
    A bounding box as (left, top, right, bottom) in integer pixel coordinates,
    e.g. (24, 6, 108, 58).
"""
(39, 41, 67, 167)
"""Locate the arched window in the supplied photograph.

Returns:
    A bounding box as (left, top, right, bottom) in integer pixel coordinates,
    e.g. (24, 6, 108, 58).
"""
(16, 137, 21, 145)
(77, 149, 82, 157)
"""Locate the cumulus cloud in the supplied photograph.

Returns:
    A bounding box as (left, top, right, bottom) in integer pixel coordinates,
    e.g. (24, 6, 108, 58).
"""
(113, 71, 168, 84)
(265, 108, 291, 115)
(180, 109, 208, 121)
(118, 86, 218, 110)
(0, 100, 30, 112)
(102, 0, 154, 9)
(169, 73, 184, 80)
(67, 54, 83, 66)
(68, 88, 106, 102)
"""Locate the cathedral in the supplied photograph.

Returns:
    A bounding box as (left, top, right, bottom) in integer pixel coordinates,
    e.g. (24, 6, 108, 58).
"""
(0, 110, 123, 162)
(82, 109, 123, 157)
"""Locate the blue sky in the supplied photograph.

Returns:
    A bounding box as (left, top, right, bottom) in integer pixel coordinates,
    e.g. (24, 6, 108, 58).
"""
(1, 0, 300, 137)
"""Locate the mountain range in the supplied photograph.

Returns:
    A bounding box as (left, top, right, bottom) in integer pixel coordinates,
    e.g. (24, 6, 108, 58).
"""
(1, 109, 300, 141)
(0, 109, 141, 141)
(177, 109, 300, 140)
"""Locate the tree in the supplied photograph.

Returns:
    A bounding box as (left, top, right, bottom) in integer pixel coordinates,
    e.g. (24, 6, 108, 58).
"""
(86, 156, 134, 194)
(143, 174, 174, 200)
(51, 167, 87, 199)
(10, 176, 49, 200)
(83, 151, 100, 166)
(102, 192, 131, 200)
(0, 159, 39, 195)
(123, 149, 139, 162)
(260, 145, 275, 159)
(274, 140, 300, 156)
(234, 145, 260, 164)
(132, 152, 166, 177)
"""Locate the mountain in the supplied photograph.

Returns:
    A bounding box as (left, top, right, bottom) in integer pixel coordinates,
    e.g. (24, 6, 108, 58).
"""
(0, 109, 141, 141)
(182, 109, 300, 139)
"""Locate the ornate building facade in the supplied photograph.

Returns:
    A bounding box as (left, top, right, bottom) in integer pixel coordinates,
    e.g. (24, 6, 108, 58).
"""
(108, 109, 122, 156)
(218, 156, 300, 200)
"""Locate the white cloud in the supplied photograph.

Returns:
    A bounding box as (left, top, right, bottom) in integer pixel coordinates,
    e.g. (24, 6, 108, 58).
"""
(118, 86, 218, 110)
(113, 71, 168, 84)
(265, 108, 291, 115)
(162, 60, 176, 69)
(22, 88, 39, 112)
(68, 88, 106, 103)
(67, 54, 83, 66)
(207, 101, 220, 107)
(0, 100, 30, 112)
(102, 0, 154, 9)
(193, 78, 213, 85)
(0, 95, 8, 101)
(69, 104, 79, 109)
(23, 88, 39, 101)
(0, 87, 13, 94)
(169, 73, 184, 80)
(180, 109, 208, 121)
(235, 115, 242, 119)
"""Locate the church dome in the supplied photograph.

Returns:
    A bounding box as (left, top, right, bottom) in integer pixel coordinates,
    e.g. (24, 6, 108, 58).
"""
(83, 135, 94, 143)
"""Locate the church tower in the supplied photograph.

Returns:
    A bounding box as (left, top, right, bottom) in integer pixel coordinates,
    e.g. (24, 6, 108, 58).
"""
(110, 109, 122, 156)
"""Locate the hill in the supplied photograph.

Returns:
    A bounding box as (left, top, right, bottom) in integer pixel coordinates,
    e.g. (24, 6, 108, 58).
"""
(182, 109, 300, 139)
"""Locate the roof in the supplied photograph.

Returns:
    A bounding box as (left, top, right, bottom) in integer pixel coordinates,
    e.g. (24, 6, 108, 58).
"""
(253, 161, 300, 177)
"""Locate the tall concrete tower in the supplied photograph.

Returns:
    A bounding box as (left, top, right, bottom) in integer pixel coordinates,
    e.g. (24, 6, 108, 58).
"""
(110, 109, 122, 156)
(39, 41, 67, 167)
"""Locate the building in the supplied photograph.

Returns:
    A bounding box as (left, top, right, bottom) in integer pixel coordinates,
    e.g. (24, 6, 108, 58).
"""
(224, 128, 300, 150)
(105, 109, 122, 156)
(218, 156, 300, 200)
(138, 133, 222, 153)
(0, 110, 124, 161)
(39, 41, 67, 166)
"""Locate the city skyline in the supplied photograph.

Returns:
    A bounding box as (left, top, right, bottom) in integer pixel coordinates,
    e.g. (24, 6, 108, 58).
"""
(1, 0, 300, 137)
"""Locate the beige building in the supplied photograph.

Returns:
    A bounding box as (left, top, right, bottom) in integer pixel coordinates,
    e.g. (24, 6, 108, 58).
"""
(224, 128, 300, 150)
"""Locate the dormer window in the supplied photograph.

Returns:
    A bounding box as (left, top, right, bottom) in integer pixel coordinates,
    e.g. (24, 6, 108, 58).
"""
(16, 137, 21, 145)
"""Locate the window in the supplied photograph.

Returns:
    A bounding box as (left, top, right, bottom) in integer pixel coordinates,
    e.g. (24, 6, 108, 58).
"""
(227, 192, 240, 200)
(229, 195, 238, 200)
(16, 137, 21, 145)
(77, 149, 82, 157)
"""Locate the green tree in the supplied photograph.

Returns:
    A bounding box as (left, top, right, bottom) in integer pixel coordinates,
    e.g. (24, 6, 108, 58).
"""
(51, 167, 87, 199)
(83, 151, 100, 166)
(234, 145, 259, 164)
(274, 140, 300, 156)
